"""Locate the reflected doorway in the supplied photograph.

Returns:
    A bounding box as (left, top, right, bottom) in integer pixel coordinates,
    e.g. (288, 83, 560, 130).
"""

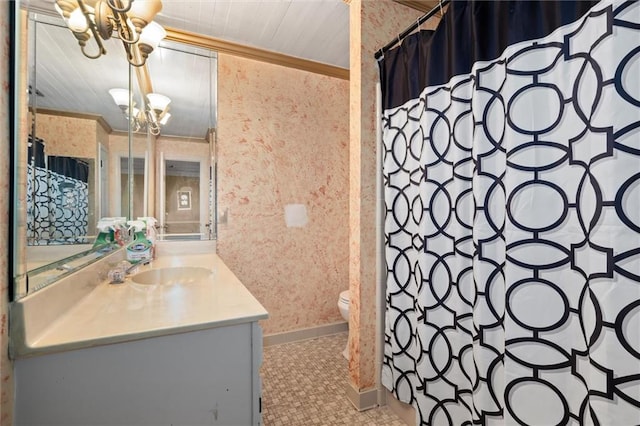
(120, 156, 146, 219)
(159, 158, 209, 240)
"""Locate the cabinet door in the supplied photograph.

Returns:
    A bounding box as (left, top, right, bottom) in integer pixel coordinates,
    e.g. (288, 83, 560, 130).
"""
(252, 322, 264, 425)
(15, 323, 258, 425)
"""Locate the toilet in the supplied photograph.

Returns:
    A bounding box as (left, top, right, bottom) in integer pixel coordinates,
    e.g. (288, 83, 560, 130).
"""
(338, 290, 350, 359)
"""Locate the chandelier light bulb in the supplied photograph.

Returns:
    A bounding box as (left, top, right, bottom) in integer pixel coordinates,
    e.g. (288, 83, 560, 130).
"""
(128, 0, 163, 33)
(68, 7, 89, 32)
(109, 88, 130, 107)
(139, 21, 167, 51)
(147, 93, 171, 112)
(159, 112, 171, 125)
(56, 0, 166, 66)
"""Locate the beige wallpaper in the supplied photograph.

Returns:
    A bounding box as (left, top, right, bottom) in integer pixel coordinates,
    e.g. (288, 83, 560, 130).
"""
(348, 0, 434, 393)
(0, 2, 13, 424)
(217, 53, 350, 335)
(34, 113, 99, 159)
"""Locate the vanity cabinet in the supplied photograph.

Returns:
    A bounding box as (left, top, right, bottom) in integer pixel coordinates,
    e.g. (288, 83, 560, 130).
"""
(14, 322, 263, 425)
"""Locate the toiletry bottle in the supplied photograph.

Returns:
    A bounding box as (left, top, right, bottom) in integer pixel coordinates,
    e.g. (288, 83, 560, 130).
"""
(113, 217, 127, 246)
(137, 217, 158, 259)
(93, 218, 116, 251)
(126, 220, 153, 264)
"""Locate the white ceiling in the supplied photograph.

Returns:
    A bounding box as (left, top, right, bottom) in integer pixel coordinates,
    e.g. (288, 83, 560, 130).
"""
(23, 0, 351, 139)
(157, 0, 350, 69)
(25, 0, 350, 67)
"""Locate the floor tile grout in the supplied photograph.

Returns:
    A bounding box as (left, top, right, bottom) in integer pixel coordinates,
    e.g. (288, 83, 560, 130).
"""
(261, 332, 406, 426)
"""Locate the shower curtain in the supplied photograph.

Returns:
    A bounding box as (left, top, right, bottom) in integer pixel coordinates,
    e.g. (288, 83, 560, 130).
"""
(379, 1, 640, 425)
(27, 136, 90, 244)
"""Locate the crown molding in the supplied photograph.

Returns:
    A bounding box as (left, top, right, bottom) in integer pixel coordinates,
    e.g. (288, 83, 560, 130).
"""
(32, 108, 113, 133)
(22, 5, 349, 81)
(165, 27, 350, 81)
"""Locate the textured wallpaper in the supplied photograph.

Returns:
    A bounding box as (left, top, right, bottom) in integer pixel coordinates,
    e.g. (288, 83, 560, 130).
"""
(35, 113, 99, 159)
(349, 0, 433, 393)
(217, 53, 350, 335)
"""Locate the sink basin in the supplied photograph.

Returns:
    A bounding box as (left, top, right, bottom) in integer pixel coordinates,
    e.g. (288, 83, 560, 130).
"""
(131, 267, 212, 285)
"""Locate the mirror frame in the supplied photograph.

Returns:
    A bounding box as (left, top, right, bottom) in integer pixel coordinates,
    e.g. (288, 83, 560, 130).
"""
(10, 3, 220, 300)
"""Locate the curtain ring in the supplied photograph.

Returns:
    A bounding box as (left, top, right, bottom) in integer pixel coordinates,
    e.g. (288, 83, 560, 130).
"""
(416, 17, 422, 31)
(439, 0, 443, 16)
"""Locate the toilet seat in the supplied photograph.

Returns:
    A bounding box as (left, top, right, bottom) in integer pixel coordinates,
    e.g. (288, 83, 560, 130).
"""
(339, 290, 349, 303)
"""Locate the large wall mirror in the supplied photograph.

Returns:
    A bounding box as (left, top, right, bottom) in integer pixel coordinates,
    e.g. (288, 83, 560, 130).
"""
(13, 2, 218, 299)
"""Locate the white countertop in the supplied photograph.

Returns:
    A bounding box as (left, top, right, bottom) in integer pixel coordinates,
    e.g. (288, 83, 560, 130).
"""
(12, 250, 268, 357)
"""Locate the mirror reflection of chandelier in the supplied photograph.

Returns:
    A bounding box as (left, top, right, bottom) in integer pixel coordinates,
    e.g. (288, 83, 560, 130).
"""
(109, 88, 171, 135)
(54, 0, 166, 67)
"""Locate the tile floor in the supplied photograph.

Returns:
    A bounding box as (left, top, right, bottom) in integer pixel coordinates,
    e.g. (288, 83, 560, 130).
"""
(261, 332, 407, 426)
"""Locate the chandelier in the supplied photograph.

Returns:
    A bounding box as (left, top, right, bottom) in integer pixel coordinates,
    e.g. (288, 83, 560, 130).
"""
(109, 88, 171, 135)
(54, 0, 166, 67)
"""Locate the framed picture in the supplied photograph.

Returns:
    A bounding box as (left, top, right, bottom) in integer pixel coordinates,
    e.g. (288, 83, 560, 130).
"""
(177, 190, 192, 210)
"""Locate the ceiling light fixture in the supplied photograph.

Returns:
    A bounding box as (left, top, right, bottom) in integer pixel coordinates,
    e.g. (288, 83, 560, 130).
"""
(109, 87, 171, 135)
(54, 0, 166, 67)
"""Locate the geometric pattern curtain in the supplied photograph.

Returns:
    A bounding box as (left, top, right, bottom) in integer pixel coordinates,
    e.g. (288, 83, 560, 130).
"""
(380, 1, 640, 424)
(27, 164, 89, 244)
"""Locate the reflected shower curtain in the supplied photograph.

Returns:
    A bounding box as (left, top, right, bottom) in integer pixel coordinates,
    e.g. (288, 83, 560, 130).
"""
(379, 1, 640, 424)
(27, 136, 90, 244)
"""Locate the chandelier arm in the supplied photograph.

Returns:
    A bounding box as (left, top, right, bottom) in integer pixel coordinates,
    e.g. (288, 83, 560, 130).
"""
(75, 0, 108, 56)
(122, 43, 147, 67)
(112, 11, 140, 44)
(144, 107, 161, 135)
(80, 42, 106, 59)
(145, 109, 155, 124)
(106, 0, 133, 14)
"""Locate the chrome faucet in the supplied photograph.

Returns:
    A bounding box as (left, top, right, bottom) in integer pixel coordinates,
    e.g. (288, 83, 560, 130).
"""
(108, 260, 150, 284)
(124, 262, 140, 275)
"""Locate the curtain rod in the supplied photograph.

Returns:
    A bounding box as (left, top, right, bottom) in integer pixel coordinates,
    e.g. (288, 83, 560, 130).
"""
(375, 0, 450, 61)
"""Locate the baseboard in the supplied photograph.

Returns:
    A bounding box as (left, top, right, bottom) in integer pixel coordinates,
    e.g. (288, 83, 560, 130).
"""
(346, 383, 378, 411)
(263, 322, 348, 347)
(385, 389, 416, 426)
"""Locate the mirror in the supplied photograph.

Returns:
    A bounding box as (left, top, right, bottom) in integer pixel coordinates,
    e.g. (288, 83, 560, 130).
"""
(13, 4, 217, 299)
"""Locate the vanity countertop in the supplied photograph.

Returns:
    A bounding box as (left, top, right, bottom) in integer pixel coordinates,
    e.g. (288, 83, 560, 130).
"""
(11, 249, 268, 358)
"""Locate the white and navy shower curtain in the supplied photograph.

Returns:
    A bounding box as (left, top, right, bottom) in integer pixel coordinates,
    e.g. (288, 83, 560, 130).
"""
(27, 137, 90, 244)
(379, 1, 640, 424)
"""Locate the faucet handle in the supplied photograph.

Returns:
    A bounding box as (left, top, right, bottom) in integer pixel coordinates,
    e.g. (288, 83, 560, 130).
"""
(108, 260, 134, 284)
(108, 267, 126, 284)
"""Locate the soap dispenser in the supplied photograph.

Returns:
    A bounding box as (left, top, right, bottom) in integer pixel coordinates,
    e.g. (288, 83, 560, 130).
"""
(126, 220, 153, 264)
